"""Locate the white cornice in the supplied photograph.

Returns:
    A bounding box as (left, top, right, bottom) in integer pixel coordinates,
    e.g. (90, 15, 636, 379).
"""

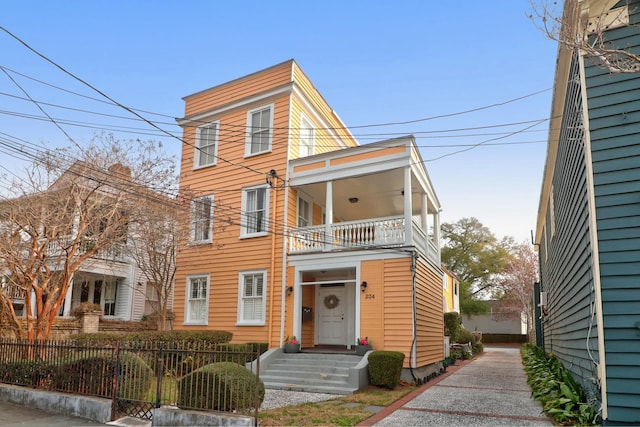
(176, 82, 294, 127)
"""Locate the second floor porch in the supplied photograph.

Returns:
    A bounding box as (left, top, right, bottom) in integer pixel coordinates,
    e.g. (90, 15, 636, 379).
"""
(287, 136, 441, 263)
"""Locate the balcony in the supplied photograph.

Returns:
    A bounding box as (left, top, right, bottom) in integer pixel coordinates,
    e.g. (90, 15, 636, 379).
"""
(46, 239, 127, 263)
(289, 216, 439, 260)
(290, 216, 405, 253)
(287, 136, 442, 263)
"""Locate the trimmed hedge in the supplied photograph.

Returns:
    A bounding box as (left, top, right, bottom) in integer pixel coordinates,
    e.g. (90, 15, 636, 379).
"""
(0, 360, 53, 386)
(49, 351, 153, 400)
(178, 362, 265, 411)
(71, 330, 233, 347)
(367, 351, 405, 389)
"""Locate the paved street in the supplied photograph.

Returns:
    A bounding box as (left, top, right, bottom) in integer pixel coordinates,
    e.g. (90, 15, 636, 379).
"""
(363, 345, 554, 426)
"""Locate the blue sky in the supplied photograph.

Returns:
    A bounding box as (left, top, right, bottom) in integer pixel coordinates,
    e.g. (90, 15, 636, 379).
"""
(1, 1, 558, 243)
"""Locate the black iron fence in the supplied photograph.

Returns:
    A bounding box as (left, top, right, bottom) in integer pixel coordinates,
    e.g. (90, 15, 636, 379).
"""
(0, 339, 262, 421)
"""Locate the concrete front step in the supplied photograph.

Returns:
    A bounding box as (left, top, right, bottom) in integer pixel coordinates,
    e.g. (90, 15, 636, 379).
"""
(256, 350, 369, 395)
(263, 380, 357, 395)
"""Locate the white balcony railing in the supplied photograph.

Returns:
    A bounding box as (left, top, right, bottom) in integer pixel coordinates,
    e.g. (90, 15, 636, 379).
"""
(289, 216, 406, 254)
(46, 239, 127, 262)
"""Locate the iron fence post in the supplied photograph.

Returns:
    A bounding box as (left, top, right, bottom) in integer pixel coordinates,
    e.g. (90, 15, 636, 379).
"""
(156, 344, 164, 409)
(111, 343, 120, 421)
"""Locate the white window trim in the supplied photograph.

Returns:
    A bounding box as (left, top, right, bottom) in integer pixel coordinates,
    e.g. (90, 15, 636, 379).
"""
(184, 274, 209, 325)
(240, 184, 269, 238)
(237, 270, 267, 326)
(297, 194, 312, 228)
(189, 194, 214, 244)
(299, 113, 315, 157)
(194, 120, 219, 169)
(244, 104, 274, 157)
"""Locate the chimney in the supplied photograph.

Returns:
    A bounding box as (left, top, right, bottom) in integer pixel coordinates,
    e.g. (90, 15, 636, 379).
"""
(108, 163, 132, 179)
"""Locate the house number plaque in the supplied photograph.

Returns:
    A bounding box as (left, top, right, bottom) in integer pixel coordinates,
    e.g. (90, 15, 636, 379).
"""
(365, 293, 375, 299)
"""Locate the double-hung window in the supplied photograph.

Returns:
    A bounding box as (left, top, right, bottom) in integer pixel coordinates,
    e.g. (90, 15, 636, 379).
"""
(299, 114, 315, 157)
(297, 196, 311, 228)
(190, 195, 214, 243)
(185, 274, 209, 325)
(246, 105, 273, 156)
(241, 185, 268, 237)
(238, 270, 266, 325)
(195, 121, 219, 168)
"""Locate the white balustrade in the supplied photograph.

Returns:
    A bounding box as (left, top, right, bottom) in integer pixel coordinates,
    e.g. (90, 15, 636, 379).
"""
(289, 216, 406, 253)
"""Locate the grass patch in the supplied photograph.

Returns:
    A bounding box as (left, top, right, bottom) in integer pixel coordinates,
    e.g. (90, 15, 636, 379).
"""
(258, 382, 417, 426)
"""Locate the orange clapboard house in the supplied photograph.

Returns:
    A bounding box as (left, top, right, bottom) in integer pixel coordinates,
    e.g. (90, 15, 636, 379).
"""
(174, 59, 444, 378)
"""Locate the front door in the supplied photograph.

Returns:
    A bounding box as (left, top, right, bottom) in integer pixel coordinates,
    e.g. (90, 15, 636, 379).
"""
(317, 284, 347, 345)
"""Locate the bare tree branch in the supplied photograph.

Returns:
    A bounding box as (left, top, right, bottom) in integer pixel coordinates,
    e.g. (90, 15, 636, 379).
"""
(530, 0, 640, 74)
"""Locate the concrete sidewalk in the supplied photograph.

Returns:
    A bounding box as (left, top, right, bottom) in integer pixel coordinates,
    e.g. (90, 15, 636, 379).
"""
(0, 399, 104, 426)
(362, 345, 554, 426)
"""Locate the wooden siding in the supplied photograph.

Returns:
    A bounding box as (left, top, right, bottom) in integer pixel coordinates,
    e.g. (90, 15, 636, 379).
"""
(584, 10, 640, 422)
(301, 284, 315, 346)
(415, 258, 444, 366)
(373, 256, 443, 369)
(540, 50, 602, 410)
(443, 270, 454, 313)
(183, 60, 294, 117)
(291, 64, 358, 150)
(360, 260, 386, 351)
(175, 80, 290, 347)
(330, 145, 407, 166)
(289, 98, 350, 159)
(382, 258, 413, 366)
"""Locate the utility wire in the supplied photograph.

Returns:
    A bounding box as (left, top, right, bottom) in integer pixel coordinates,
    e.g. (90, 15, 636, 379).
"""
(0, 25, 269, 178)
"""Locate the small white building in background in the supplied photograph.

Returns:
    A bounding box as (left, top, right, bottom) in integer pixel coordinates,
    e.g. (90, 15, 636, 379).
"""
(462, 300, 526, 335)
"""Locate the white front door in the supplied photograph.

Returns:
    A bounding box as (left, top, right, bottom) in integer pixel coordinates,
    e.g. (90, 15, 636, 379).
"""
(317, 285, 347, 345)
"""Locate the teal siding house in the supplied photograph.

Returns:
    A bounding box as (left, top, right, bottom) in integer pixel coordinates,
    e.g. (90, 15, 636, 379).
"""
(536, 0, 640, 424)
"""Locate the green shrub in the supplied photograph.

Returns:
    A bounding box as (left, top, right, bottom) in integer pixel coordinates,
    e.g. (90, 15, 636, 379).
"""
(49, 351, 153, 400)
(177, 362, 265, 411)
(521, 344, 599, 426)
(0, 360, 53, 386)
(457, 327, 476, 346)
(367, 351, 405, 389)
(473, 341, 484, 355)
(444, 312, 461, 342)
(214, 343, 268, 365)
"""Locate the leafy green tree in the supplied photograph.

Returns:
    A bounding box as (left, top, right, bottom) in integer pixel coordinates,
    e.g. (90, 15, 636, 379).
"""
(441, 217, 514, 314)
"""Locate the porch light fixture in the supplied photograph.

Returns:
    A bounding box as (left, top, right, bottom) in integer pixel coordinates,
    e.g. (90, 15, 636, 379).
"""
(360, 281, 367, 292)
(286, 286, 293, 296)
(349, 197, 359, 203)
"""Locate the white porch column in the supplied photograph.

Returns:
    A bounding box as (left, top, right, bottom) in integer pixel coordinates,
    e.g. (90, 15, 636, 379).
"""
(404, 167, 413, 245)
(421, 194, 428, 231)
(62, 275, 74, 316)
(434, 209, 441, 258)
(324, 181, 333, 251)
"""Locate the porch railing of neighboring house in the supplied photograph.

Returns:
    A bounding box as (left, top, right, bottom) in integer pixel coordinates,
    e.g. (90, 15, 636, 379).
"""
(1, 282, 23, 301)
(0, 339, 262, 422)
(46, 239, 127, 262)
